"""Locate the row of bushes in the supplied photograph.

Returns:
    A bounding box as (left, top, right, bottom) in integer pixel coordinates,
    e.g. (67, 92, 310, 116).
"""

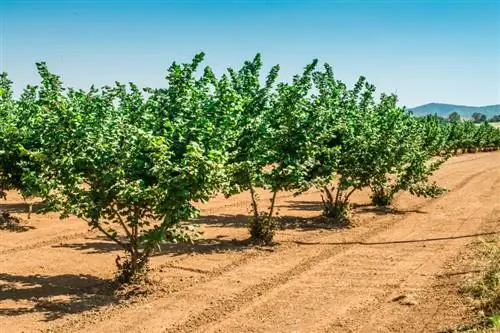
(1, 54, 499, 282)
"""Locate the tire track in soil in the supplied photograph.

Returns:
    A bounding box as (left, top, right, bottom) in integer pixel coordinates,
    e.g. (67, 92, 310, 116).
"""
(38, 249, 266, 333)
(45, 160, 499, 333)
(41, 213, 404, 333)
(442, 153, 484, 166)
(0, 187, 322, 293)
(179, 173, 500, 333)
(197, 165, 500, 333)
(0, 231, 92, 256)
(4, 152, 496, 333)
(322, 170, 500, 333)
(325, 178, 500, 333)
(324, 220, 498, 332)
(416, 215, 500, 333)
(0, 184, 324, 333)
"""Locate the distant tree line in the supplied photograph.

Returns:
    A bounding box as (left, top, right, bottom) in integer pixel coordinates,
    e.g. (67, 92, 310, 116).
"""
(488, 114, 500, 123)
(426, 112, 500, 124)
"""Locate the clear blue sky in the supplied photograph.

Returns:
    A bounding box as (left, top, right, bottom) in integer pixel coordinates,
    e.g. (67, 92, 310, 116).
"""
(1, 0, 498, 107)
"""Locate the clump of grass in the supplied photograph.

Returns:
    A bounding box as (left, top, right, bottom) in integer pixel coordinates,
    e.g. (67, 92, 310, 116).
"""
(460, 237, 500, 331)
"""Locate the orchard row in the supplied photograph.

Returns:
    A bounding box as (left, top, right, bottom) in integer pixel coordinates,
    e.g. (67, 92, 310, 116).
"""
(1, 54, 499, 282)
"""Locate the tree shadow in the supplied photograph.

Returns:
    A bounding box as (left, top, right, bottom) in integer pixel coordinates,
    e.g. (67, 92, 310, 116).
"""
(193, 214, 249, 228)
(0, 273, 115, 321)
(0, 222, 35, 233)
(277, 215, 353, 231)
(57, 201, 427, 257)
(286, 200, 427, 216)
(353, 206, 427, 216)
(0, 212, 35, 233)
(53, 235, 271, 257)
(195, 214, 351, 231)
(281, 201, 323, 212)
(0, 202, 44, 214)
(51, 201, 426, 257)
(156, 237, 272, 256)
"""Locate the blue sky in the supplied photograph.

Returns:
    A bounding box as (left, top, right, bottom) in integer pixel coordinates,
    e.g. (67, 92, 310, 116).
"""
(1, 0, 498, 107)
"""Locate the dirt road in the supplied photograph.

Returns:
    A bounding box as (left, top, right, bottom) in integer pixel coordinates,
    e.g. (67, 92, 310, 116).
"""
(0, 152, 499, 333)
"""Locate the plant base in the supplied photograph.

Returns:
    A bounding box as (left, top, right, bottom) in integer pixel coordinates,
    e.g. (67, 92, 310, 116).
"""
(115, 255, 149, 285)
(370, 191, 393, 207)
(322, 201, 352, 224)
(248, 215, 276, 245)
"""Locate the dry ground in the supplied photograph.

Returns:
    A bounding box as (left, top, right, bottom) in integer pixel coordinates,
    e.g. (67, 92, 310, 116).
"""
(0, 152, 499, 333)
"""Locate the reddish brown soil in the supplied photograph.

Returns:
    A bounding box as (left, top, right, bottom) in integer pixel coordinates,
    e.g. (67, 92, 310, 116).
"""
(0, 152, 499, 333)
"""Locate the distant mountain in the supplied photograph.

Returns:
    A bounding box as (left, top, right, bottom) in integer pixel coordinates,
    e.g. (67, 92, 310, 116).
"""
(408, 103, 500, 119)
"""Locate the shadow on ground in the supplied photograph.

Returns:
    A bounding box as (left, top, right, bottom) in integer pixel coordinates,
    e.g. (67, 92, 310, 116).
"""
(352, 203, 427, 216)
(0, 212, 35, 232)
(194, 213, 351, 231)
(0, 202, 44, 215)
(286, 200, 427, 216)
(0, 221, 35, 233)
(53, 235, 264, 257)
(51, 200, 428, 256)
(0, 273, 115, 321)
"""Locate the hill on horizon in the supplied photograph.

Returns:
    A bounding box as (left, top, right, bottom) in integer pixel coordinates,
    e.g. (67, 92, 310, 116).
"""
(408, 103, 500, 119)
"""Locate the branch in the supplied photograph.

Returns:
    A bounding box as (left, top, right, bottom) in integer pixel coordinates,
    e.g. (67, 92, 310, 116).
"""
(343, 187, 357, 204)
(91, 219, 131, 252)
(334, 185, 342, 206)
(111, 204, 133, 240)
(323, 185, 334, 203)
(268, 190, 278, 219)
(249, 183, 260, 220)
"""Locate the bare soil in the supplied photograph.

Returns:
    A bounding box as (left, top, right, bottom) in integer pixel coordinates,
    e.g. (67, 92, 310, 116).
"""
(0, 152, 499, 333)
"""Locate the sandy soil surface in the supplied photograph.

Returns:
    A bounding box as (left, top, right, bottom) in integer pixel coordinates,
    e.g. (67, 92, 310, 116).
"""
(0, 152, 499, 333)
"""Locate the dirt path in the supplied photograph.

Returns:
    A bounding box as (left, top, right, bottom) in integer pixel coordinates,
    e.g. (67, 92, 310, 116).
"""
(0, 152, 499, 333)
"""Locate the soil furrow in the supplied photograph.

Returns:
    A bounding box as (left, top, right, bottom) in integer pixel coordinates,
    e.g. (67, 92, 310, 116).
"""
(195, 164, 500, 333)
(0, 152, 498, 333)
(64, 160, 500, 333)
